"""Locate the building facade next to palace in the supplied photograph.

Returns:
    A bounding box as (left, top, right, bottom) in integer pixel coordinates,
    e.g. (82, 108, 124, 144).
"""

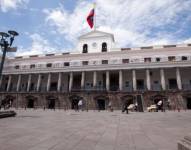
(1, 30, 191, 111)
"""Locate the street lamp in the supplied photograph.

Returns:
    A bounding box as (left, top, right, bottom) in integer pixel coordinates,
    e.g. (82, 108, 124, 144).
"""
(0, 30, 19, 79)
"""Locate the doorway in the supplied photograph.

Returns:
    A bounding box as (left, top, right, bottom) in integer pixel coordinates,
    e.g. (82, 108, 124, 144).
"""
(97, 99, 105, 110)
(27, 99, 34, 108)
(110, 73, 119, 91)
(187, 98, 191, 109)
(69, 95, 82, 110)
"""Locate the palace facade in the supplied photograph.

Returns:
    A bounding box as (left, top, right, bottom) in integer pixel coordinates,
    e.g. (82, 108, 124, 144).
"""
(0, 30, 191, 110)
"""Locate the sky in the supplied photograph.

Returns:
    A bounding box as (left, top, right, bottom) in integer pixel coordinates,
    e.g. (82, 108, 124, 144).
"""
(0, 0, 191, 56)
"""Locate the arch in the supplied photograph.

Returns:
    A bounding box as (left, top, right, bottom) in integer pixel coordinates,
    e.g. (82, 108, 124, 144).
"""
(94, 95, 109, 110)
(69, 95, 82, 110)
(151, 94, 167, 104)
(102, 42, 107, 52)
(26, 95, 38, 108)
(120, 95, 135, 108)
(82, 44, 88, 53)
(1, 95, 16, 109)
(46, 95, 58, 109)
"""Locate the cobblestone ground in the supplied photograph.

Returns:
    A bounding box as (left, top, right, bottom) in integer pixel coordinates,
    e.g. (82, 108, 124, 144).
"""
(0, 109, 191, 150)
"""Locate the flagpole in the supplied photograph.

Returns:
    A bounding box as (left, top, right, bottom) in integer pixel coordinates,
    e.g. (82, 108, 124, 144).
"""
(94, 2, 96, 31)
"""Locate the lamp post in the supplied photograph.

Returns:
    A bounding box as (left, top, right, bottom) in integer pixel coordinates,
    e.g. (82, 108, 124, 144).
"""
(0, 30, 19, 79)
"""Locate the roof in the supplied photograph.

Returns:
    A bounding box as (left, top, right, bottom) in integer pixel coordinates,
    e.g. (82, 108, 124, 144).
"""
(78, 30, 115, 42)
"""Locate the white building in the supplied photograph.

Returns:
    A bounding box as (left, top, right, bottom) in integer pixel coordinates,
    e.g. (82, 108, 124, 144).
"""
(0, 30, 191, 110)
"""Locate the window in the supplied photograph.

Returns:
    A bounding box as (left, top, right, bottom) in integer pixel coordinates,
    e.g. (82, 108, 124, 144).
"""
(102, 60, 108, 64)
(46, 63, 52, 68)
(122, 59, 129, 64)
(125, 81, 129, 87)
(156, 57, 161, 62)
(154, 81, 159, 84)
(30, 64, 35, 69)
(82, 44, 88, 53)
(64, 62, 69, 66)
(82, 61, 88, 66)
(144, 58, 151, 63)
(182, 56, 187, 61)
(168, 56, 176, 61)
(15, 65, 20, 69)
(102, 42, 107, 52)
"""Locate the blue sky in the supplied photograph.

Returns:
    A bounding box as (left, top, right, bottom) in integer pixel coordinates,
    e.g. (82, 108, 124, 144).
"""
(0, 0, 191, 56)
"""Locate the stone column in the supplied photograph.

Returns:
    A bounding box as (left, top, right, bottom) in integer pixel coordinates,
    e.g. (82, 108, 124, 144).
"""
(47, 73, 51, 92)
(119, 70, 123, 91)
(37, 74, 41, 92)
(146, 69, 151, 90)
(81, 72, 85, 89)
(106, 71, 110, 91)
(27, 74, 32, 92)
(7, 75, 12, 92)
(176, 68, 182, 90)
(160, 69, 166, 90)
(0, 75, 3, 90)
(57, 72, 62, 92)
(69, 72, 73, 92)
(93, 71, 97, 88)
(132, 70, 137, 91)
(16, 74, 21, 92)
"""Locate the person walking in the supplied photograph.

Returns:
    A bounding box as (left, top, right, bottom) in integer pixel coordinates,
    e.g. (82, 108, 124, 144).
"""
(78, 99, 83, 111)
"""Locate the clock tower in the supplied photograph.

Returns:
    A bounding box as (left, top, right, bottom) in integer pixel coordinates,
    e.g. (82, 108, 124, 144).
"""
(77, 30, 115, 53)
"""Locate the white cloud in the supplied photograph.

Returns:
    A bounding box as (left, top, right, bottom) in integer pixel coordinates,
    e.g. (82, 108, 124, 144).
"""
(16, 33, 59, 56)
(44, 0, 191, 48)
(0, 0, 29, 12)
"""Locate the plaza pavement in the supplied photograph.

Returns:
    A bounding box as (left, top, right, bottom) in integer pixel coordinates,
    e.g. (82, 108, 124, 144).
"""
(0, 109, 190, 150)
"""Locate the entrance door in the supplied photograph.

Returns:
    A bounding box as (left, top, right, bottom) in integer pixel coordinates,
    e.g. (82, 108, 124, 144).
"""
(48, 99, 55, 109)
(110, 73, 119, 91)
(71, 99, 79, 110)
(27, 99, 34, 108)
(73, 75, 81, 90)
(97, 99, 105, 110)
(187, 98, 191, 109)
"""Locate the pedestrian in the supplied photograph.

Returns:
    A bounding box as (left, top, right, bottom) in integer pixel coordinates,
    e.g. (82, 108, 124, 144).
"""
(78, 99, 83, 111)
(157, 100, 162, 111)
(122, 103, 128, 114)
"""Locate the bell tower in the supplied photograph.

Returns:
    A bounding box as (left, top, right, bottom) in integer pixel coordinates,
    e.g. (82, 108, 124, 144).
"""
(77, 30, 115, 53)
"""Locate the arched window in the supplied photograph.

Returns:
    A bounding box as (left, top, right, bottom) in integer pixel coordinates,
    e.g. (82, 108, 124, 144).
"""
(102, 42, 107, 52)
(82, 44, 88, 53)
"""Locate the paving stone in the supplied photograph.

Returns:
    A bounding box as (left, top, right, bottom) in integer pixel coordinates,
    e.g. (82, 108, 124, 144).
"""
(0, 109, 190, 150)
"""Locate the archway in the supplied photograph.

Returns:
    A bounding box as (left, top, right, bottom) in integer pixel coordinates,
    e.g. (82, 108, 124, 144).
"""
(151, 94, 168, 110)
(46, 96, 57, 109)
(94, 95, 109, 110)
(69, 95, 82, 110)
(26, 95, 37, 108)
(1, 95, 15, 109)
(121, 95, 134, 106)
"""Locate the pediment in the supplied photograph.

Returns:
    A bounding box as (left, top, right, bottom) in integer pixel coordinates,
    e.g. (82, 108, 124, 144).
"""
(79, 30, 114, 41)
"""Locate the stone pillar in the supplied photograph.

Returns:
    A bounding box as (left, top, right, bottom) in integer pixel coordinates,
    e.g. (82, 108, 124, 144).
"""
(7, 75, 12, 92)
(176, 68, 182, 90)
(119, 70, 123, 91)
(146, 69, 151, 90)
(69, 72, 73, 92)
(93, 71, 97, 88)
(132, 70, 137, 91)
(106, 71, 110, 91)
(37, 74, 41, 92)
(0, 75, 3, 89)
(81, 71, 85, 89)
(16, 74, 21, 92)
(27, 74, 32, 92)
(57, 72, 62, 92)
(47, 73, 51, 92)
(160, 69, 166, 90)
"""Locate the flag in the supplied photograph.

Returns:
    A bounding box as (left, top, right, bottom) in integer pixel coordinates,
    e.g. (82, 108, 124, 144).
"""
(87, 8, 94, 29)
